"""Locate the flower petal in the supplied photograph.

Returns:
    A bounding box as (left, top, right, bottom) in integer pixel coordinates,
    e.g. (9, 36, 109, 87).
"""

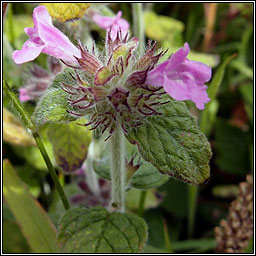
(145, 61, 169, 87)
(163, 75, 190, 101)
(38, 22, 81, 63)
(189, 84, 210, 110)
(165, 42, 190, 71)
(163, 75, 210, 109)
(32, 5, 53, 29)
(92, 14, 116, 29)
(178, 60, 212, 83)
(12, 40, 45, 64)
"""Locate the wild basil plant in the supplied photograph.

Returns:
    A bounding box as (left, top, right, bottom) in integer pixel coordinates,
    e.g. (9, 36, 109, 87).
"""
(11, 5, 212, 253)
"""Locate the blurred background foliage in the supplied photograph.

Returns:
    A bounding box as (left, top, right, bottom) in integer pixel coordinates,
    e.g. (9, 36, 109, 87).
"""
(3, 2, 253, 254)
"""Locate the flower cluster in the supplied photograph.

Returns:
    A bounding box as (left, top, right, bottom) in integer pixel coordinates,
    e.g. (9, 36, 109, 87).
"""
(62, 32, 168, 138)
(12, 6, 212, 138)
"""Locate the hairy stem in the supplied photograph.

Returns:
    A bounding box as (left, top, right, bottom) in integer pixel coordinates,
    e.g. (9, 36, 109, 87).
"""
(3, 80, 70, 210)
(132, 3, 145, 55)
(109, 124, 126, 212)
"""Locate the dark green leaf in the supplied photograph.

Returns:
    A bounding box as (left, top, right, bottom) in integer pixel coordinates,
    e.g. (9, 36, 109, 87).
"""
(57, 207, 148, 253)
(239, 83, 253, 122)
(126, 100, 212, 184)
(159, 179, 188, 218)
(215, 118, 250, 175)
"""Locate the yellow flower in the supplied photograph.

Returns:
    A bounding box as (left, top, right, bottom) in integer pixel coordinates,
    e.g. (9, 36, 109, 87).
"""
(41, 3, 91, 22)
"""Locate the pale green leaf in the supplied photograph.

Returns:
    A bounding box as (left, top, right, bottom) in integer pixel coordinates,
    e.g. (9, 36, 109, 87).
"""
(126, 99, 212, 185)
(3, 160, 58, 253)
(131, 161, 169, 189)
(93, 139, 168, 189)
(144, 11, 184, 47)
(57, 207, 148, 253)
(48, 122, 91, 173)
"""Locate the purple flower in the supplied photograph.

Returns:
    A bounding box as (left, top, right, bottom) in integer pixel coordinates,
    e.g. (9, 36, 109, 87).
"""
(145, 43, 212, 110)
(12, 6, 81, 65)
(92, 11, 129, 40)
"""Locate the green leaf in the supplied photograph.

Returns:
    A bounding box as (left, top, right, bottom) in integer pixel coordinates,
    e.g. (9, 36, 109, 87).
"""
(48, 122, 91, 173)
(93, 139, 168, 189)
(144, 245, 170, 253)
(57, 207, 148, 253)
(239, 83, 253, 122)
(159, 179, 188, 218)
(126, 100, 212, 184)
(172, 238, 216, 252)
(200, 54, 236, 135)
(3, 160, 58, 253)
(33, 68, 79, 126)
(214, 118, 250, 175)
(231, 59, 253, 80)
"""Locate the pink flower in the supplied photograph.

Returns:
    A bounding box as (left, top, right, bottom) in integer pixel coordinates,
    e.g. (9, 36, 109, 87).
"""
(12, 6, 81, 65)
(92, 11, 129, 40)
(145, 43, 212, 110)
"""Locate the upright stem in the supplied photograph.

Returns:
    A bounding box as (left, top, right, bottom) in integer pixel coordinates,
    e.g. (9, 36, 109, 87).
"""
(83, 139, 100, 196)
(187, 184, 198, 238)
(3, 80, 70, 210)
(138, 190, 147, 216)
(109, 124, 126, 212)
(132, 3, 145, 55)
